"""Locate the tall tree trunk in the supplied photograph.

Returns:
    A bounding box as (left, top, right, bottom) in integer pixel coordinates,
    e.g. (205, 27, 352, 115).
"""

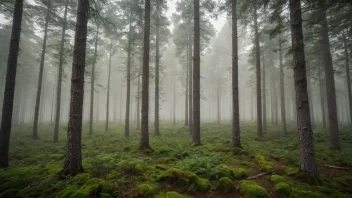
(154, 0, 160, 136)
(51, 89, 55, 125)
(173, 81, 176, 126)
(119, 79, 123, 124)
(33, 1, 51, 139)
(105, 40, 112, 132)
(318, 65, 326, 129)
(232, 0, 241, 147)
(185, 44, 189, 126)
(254, 6, 263, 137)
(54, 0, 69, 142)
(343, 32, 352, 126)
(320, 1, 340, 150)
(89, 24, 99, 136)
(274, 75, 278, 125)
(61, 0, 89, 176)
(188, 21, 193, 135)
(217, 80, 221, 124)
(192, 0, 201, 145)
(137, 71, 141, 129)
(289, 0, 318, 180)
(125, 11, 132, 137)
(251, 89, 253, 120)
(262, 54, 267, 132)
(139, 0, 151, 150)
(279, 35, 287, 136)
(307, 77, 315, 128)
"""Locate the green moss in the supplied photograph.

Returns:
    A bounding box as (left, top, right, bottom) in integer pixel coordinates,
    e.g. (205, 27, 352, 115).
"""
(195, 178, 213, 192)
(239, 180, 269, 198)
(72, 173, 91, 184)
(137, 184, 155, 196)
(156, 157, 172, 164)
(56, 185, 79, 198)
(270, 174, 285, 183)
(210, 165, 235, 180)
(216, 177, 234, 193)
(233, 168, 248, 179)
(289, 188, 328, 198)
(283, 166, 299, 176)
(255, 155, 274, 171)
(155, 191, 191, 198)
(274, 182, 292, 196)
(71, 178, 107, 198)
(157, 168, 212, 192)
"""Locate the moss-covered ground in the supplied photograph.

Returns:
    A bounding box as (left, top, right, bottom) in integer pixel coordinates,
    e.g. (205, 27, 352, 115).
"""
(1, 121, 352, 197)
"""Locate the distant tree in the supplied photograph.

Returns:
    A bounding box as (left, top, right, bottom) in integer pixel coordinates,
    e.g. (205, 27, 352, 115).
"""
(33, 0, 51, 139)
(0, 0, 24, 168)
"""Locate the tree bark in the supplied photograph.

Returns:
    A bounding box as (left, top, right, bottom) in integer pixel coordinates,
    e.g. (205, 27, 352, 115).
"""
(318, 64, 326, 129)
(137, 69, 141, 129)
(262, 54, 266, 132)
(154, 0, 160, 136)
(232, 0, 241, 148)
(320, 1, 340, 150)
(33, 1, 51, 139)
(125, 9, 132, 137)
(217, 78, 221, 125)
(89, 24, 99, 137)
(139, 0, 151, 150)
(188, 21, 193, 135)
(185, 42, 189, 126)
(173, 80, 176, 126)
(343, 32, 352, 126)
(61, 0, 89, 176)
(279, 35, 287, 136)
(289, 0, 319, 180)
(54, 0, 69, 142)
(192, 0, 201, 145)
(254, 6, 263, 137)
(307, 77, 315, 128)
(105, 40, 112, 132)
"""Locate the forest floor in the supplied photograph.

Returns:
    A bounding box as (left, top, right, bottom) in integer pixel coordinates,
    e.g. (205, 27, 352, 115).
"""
(1, 121, 352, 198)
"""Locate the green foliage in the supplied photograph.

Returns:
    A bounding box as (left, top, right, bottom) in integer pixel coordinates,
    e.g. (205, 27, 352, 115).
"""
(274, 182, 292, 196)
(239, 180, 269, 198)
(155, 191, 191, 198)
(233, 168, 249, 179)
(270, 174, 286, 183)
(137, 184, 155, 196)
(289, 188, 328, 198)
(255, 154, 274, 171)
(157, 168, 213, 192)
(216, 177, 234, 193)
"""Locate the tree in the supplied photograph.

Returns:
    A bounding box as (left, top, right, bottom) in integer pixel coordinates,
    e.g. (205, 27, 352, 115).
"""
(139, 0, 151, 150)
(278, 34, 287, 136)
(0, 0, 24, 168)
(61, 0, 89, 176)
(54, 0, 69, 143)
(154, 0, 161, 136)
(289, 0, 319, 181)
(192, 0, 201, 145)
(33, 0, 51, 139)
(231, 0, 241, 148)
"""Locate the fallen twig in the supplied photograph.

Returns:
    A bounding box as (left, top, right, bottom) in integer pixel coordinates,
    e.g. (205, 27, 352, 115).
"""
(246, 170, 276, 180)
(324, 164, 349, 170)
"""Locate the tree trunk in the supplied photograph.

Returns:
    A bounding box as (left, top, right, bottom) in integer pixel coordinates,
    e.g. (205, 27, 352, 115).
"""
(105, 40, 112, 132)
(33, 1, 51, 139)
(307, 77, 315, 128)
(217, 80, 221, 125)
(173, 81, 176, 126)
(61, 0, 89, 176)
(154, 0, 160, 136)
(320, 1, 340, 150)
(51, 89, 55, 125)
(188, 21, 193, 135)
(192, 0, 201, 145)
(137, 71, 141, 129)
(279, 35, 287, 136)
(254, 6, 263, 137)
(125, 11, 132, 137)
(289, 0, 318, 180)
(139, 0, 151, 150)
(54, 0, 69, 142)
(185, 43, 189, 126)
(318, 65, 326, 129)
(232, 0, 241, 148)
(343, 32, 352, 126)
(262, 54, 266, 132)
(89, 24, 99, 137)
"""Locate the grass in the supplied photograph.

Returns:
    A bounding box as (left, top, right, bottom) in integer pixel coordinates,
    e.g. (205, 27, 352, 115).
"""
(0, 120, 351, 197)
